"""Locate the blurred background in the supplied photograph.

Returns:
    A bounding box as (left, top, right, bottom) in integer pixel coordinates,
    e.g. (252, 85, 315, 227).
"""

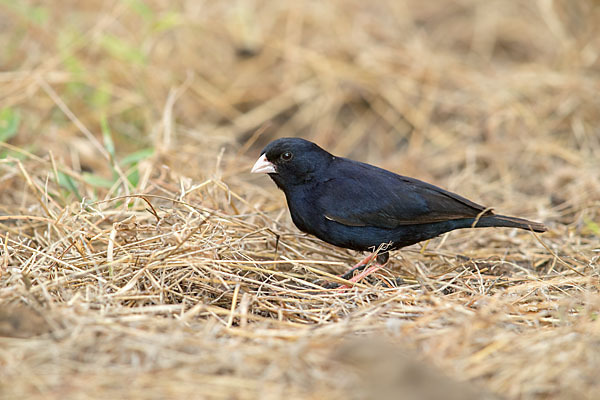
(2, 0, 598, 223)
(1, 1, 600, 399)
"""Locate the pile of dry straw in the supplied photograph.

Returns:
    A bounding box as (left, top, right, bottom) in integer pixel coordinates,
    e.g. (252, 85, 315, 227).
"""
(1, 1, 599, 398)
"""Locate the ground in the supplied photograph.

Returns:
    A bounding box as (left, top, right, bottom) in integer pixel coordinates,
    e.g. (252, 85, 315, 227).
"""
(1, 1, 599, 399)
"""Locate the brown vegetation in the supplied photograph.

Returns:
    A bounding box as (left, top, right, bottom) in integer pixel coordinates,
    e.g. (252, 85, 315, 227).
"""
(1, 1, 599, 399)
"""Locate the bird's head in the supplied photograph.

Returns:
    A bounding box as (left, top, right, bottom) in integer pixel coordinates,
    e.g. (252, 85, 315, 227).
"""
(251, 137, 333, 189)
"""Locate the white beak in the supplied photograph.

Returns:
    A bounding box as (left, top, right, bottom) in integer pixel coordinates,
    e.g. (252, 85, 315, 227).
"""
(251, 154, 276, 174)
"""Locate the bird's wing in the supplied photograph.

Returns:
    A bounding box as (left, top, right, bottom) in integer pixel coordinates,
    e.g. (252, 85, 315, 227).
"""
(318, 159, 492, 229)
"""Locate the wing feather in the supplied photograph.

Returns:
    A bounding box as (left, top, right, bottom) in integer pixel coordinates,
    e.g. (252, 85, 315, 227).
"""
(318, 158, 492, 229)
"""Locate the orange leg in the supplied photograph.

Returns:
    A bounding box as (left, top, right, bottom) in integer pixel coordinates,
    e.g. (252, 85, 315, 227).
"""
(333, 253, 388, 289)
(338, 254, 375, 280)
(338, 264, 384, 289)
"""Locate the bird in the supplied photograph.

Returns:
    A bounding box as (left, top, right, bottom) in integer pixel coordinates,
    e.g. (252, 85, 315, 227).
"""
(251, 137, 546, 288)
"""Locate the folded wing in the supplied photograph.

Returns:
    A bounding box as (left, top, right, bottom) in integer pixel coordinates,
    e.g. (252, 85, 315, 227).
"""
(319, 158, 492, 229)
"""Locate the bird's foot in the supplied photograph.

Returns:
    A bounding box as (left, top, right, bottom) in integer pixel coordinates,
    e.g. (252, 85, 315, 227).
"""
(336, 264, 383, 290)
(322, 253, 388, 289)
(318, 254, 373, 289)
(338, 254, 375, 280)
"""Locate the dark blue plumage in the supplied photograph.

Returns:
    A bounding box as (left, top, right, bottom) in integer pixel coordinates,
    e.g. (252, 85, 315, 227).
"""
(252, 138, 546, 259)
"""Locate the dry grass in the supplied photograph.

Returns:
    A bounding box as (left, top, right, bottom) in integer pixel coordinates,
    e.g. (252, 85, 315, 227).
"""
(1, 0, 599, 399)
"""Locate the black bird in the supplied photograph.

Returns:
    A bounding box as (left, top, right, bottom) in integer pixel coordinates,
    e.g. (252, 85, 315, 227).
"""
(251, 137, 546, 287)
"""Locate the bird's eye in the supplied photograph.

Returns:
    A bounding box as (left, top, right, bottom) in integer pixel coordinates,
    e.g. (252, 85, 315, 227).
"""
(280, 152, 293, 161)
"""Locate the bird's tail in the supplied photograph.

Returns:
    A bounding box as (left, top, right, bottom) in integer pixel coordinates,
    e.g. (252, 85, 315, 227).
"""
(474, 214, 547, 233)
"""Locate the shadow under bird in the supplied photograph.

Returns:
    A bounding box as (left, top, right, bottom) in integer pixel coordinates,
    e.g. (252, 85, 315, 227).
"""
(251, 137, 546, 288)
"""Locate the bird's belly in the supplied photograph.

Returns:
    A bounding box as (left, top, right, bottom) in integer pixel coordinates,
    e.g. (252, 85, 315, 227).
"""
(288, 197, 408, 251)
(311, 218, 471, 252)
(286, 190, 469, 252)
(313, 220, 398, 252)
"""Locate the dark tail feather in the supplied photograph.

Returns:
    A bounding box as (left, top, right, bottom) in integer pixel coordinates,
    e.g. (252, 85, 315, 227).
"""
(475, 214, 547, 233)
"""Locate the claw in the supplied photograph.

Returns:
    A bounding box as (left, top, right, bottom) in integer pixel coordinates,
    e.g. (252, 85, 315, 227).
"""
(325, 253, 388, 290)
